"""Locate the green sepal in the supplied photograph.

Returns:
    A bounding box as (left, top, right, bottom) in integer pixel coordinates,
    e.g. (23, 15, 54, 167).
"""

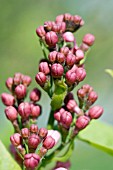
(105, 69, 113, 78)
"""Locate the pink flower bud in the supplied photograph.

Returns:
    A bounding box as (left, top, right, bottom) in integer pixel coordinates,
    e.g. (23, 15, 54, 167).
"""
(75, 49, 84, 63)
(35, 72, 47, 86)
(5, 77, 13, 91)
(5, 106, 18, 122)
(44, 21, 55, 31)
(88, 91, 98, 103)
(76, 116, 90, 130)
(39, 62, 50, 75)
(66, 99, 77, 112)
(73, 15, 82, 24)
(63, 32, 75, 42)
(56, 52, 65, 63)
(64, 13, 72, 21)
(54, 110, 61, 122)
(21, 128, 29, 139)
(10, 133, 22, 147)
(55, 168, 67, 170)
(51, 63, 64, 78)
(43, 136, 55, 150)
(15, 84, 26, 99)
(36, 26, 46, 38)
(60, 111, 72, 128)
(28, 134, 40, 150)
(82, 84, 93, 93)
(66, 53, 76, 66)
(64, 92, 74, 105)
(75, 68, 86, 82)
(65, 70, 76, 85)
(56, 15, 64, 23)
(39, 128, 48, 138)
(47, 130, 61, 145)
(54, 160, 71, 170)
(45, 31, 58, 47)
(18, 102, 31, 119)
(30, 103, 41, 118)
(13, 73, 22, 85)
(88, 105, 103, 119)
(21, 75, 32, 86)
(52, 22, 66, 33)
(77, 89, 86, 98)
(24, 153, 40, 169)
(80, 42, 89, 52)
(39, 147, 47, 157)
(83, 33, 95, 46)
(30, 124, 38, 134)
(30, 88, 41, 102)
(48, 51, 57, 63)
(1, 93, 15, 106)
(60, 47, 69, 56)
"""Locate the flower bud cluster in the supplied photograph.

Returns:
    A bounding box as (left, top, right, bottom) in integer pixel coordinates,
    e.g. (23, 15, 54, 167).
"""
(10, 126, 57, 169)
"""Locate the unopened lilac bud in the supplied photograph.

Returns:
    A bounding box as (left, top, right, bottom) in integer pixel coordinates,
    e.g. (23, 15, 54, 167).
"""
(30, 88, 41, 102)
(5, 106, 18, 122)
(28, 134, 40, 150)
(10, 133, 22, 147)
(88, 106, 103, 119)
(51, 63, 64, 78)
(60, 47, 69, 56)
(39, 128, 48, 138)
(80, 42, 89, 52)
(39, 62, 50, 75)
(73, 15, 82, 24)
(36, 26, 46, 38)
(52, 22, 66, 33)
(1, 93, 15, 106)
(83, 84, 92, 92)
(66, 53, 76, 66)
(48, 51, 57, 63)
(35, 72, 47, 86)
(21, 128, 29, 139)
(15, 84, 26, 99)
(64, 13, 72, 21)
(64, 92, 74, 105)
(24, 153, 40, 169)
(21, 75, 32, 86)
(63, 32, 75, 42)
(77, 89, 86, 98)
(45, 31, 58, 47)
(30, 124, 38, 134)
(70, 64, 78, 72)
(83, 33, 95, 46)
(30, 104, 41, 118)
(54, 110, 61, 122)
(75, 49, 84, 63)
(66, 99, 77, 112)
(65, 70, 76, 85)
(18, 102, 31, 119)
(88, 91, 98, 103)
(61, 111, 72, 128)
(76, 115, 90, 130)
(43, 136, 55, 150)
(56, 14, 64, 23)
(44, 21, 55, 31)
(54, 160, 71, 170)
(56, 52, 65, 63)
(75, 68, 86, 82)
(39, 147, 47, 157)
(47, 130, 61, 145)
(6, 77, 13, 91)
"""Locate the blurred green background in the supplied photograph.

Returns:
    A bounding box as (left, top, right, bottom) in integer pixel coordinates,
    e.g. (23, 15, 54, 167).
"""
(0, 0, 113, 169)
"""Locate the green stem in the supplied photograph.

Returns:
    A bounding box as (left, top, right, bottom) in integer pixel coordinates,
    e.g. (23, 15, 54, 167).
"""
(47, 109, 55, 130)
(39, 39, 48, 60)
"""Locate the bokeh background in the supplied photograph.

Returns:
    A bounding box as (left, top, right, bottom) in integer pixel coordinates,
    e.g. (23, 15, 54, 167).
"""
(0, 0, 113, 169)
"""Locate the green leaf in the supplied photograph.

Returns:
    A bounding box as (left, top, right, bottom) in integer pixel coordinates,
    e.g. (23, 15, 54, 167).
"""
(78, 121, 113, 155)
(105, 69, 113, 77)
(51, 79, 67, 111)
(0, 140, 22, 170)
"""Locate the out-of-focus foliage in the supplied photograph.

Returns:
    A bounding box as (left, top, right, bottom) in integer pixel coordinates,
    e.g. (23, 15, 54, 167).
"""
(0, 0, 113, 169)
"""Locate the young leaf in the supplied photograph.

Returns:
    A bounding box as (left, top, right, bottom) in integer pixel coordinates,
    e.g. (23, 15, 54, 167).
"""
(51, 79, 67, 110)
(105, 69, 113, 78)
(78, 121, 113, 155)
(0, 140, 22, 170)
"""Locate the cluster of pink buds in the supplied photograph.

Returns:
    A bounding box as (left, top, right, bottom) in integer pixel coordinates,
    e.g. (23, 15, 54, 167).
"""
(1, 13, 103, 170)
(10, 124, 59, 169)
